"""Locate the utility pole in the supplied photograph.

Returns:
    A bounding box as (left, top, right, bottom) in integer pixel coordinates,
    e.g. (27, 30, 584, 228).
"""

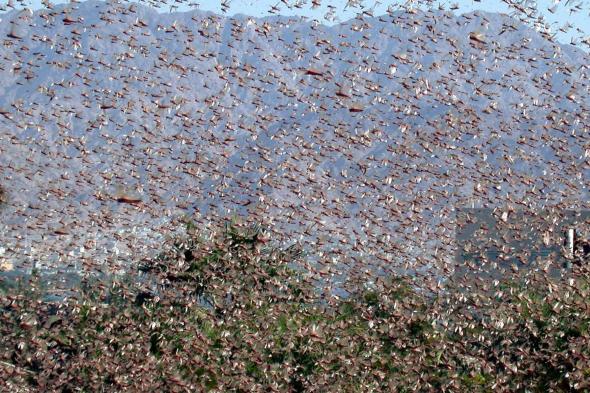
(566, 227, 575, 260)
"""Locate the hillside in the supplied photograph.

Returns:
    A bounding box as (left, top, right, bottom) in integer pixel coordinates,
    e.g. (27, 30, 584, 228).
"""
(0, 0, 588, 279)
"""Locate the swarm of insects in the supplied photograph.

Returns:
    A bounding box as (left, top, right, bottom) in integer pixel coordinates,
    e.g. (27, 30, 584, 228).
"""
(0, 0, 589, 390)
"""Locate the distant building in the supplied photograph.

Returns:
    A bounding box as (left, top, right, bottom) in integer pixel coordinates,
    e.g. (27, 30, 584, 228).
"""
(455, 208, 590, 280)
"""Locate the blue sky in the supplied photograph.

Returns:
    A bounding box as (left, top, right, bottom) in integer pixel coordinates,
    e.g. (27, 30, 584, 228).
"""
(4, 0, 590, 49)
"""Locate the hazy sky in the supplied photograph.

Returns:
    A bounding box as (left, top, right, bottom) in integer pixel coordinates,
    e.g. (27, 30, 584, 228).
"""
(4, 0, 590, 49)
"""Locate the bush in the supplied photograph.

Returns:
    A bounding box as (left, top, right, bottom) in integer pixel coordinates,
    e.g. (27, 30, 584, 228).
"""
(1, 223, 589, 391)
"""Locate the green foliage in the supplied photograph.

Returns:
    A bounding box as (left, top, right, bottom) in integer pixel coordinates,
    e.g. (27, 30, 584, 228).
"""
(1, 222, 589, 391)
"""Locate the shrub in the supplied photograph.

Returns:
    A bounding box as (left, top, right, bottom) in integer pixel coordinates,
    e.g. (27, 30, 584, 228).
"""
(0, 223, 589, 391)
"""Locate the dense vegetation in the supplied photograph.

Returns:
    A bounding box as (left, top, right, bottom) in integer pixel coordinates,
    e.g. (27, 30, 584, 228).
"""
(1, 223, 589, 392)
